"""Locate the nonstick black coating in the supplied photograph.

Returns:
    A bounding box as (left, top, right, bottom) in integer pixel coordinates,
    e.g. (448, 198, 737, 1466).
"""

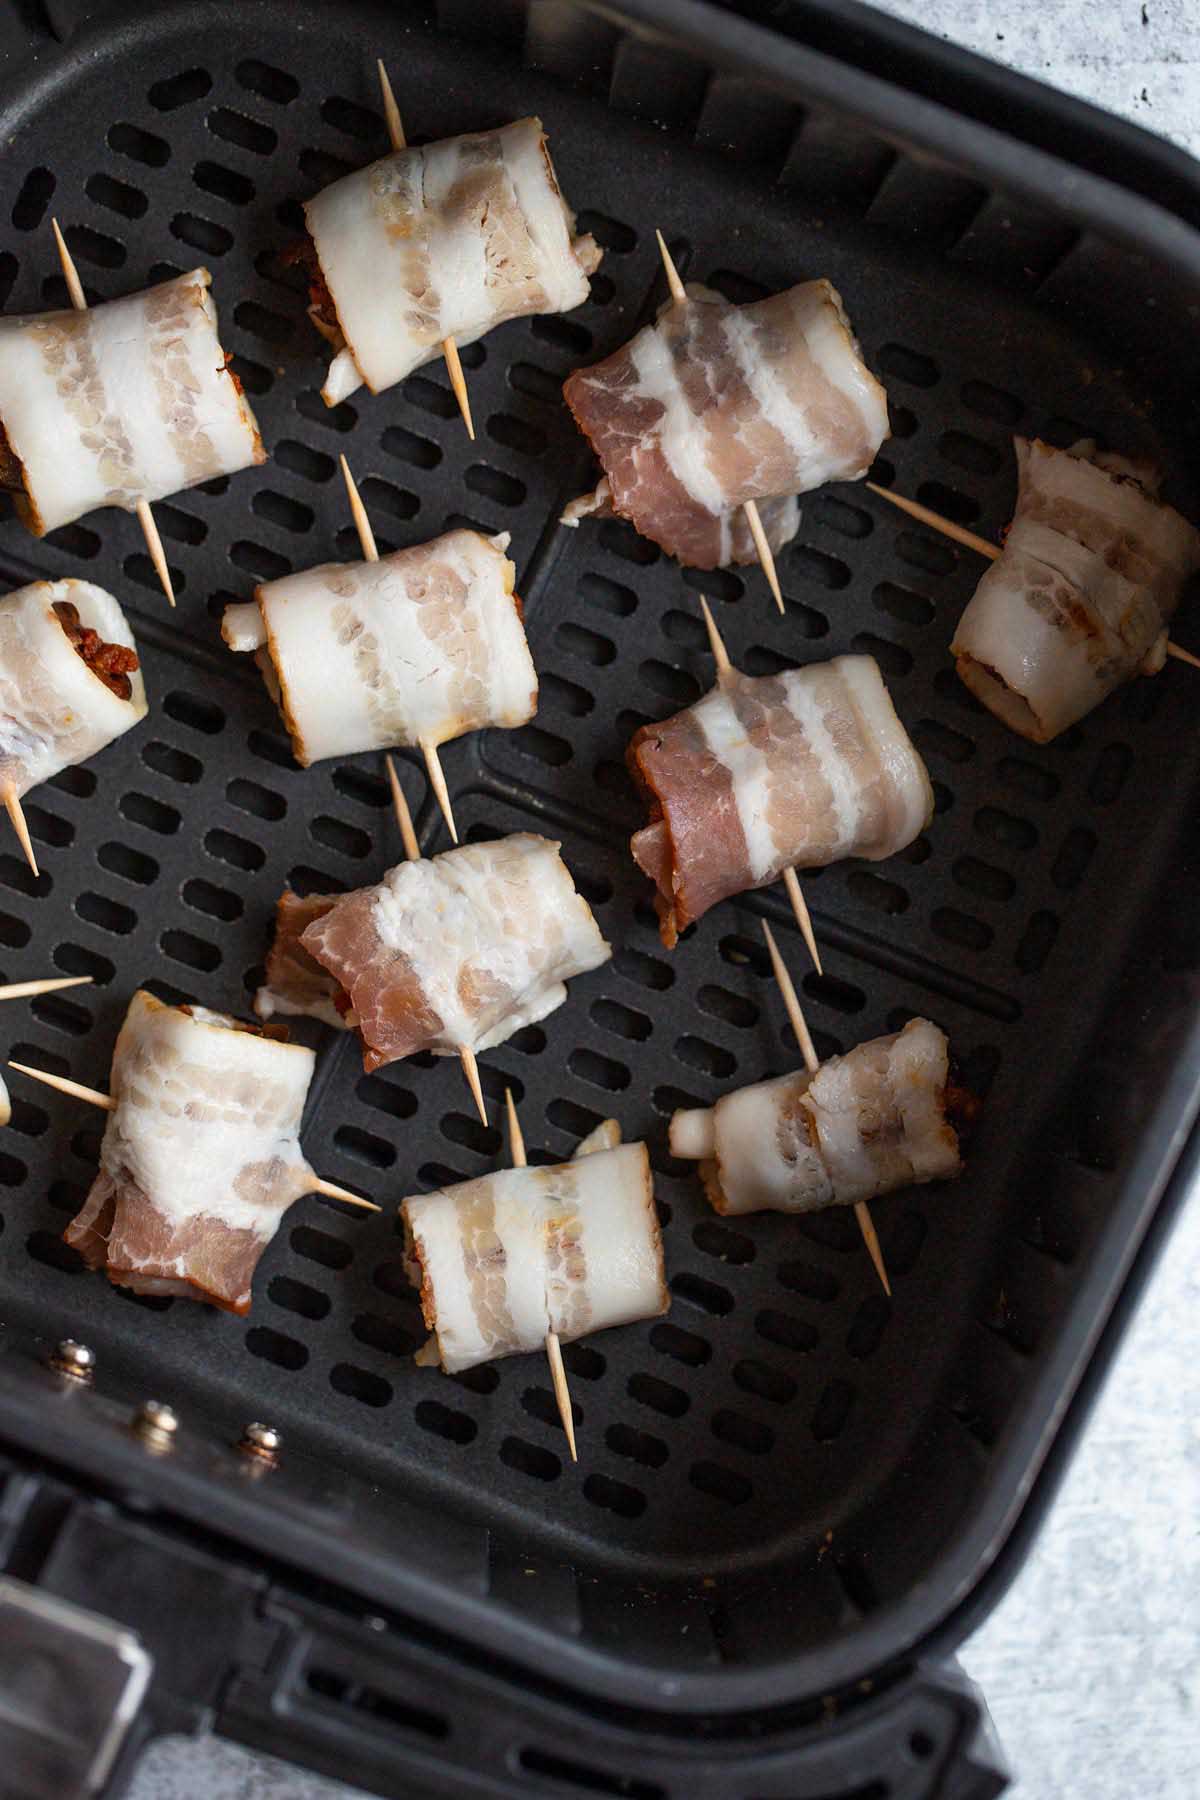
(0, 0, 1197, 1703)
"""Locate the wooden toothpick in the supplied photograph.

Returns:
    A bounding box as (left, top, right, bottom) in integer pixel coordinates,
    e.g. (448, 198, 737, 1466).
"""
(386, 754, 421, 862)
(865, 482, 1000, 561)
(741, 498, 785, 614)
(377, 61, 474, 439)
(308, 1176, 381, 1212)
(51, 219, 175, 606)
(761, 922, 820, 1074)
(781, 865, 824, 979)
(505, 1087, 578, 1462)
(0, 975, 92, 1002)
(7, 1058, 380, 1210)
(8, 1059, 111, 1109)
(51, 217, 86, 309)
(340, 454, 378, 562)
(697, 596, 823, 974)
(459, 1043, 487, 1127)
(655, 229, 687, 306)
(135, 498, 177, 607)
(760, 923, 890, 1296)
(3, 787, 39, 878)
(421, 740, 458, 844)
(543, 1332, 577, 1465)
(867, 480, 1199, 671)
(655, 232, 784, 611)
(439, 334, 475, 440)
(698, 594, 732, 680)
(504, 1084, 527, 1169)
(376, 58, 405, 153)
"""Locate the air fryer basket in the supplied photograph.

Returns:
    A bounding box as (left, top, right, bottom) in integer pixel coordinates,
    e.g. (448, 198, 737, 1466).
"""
(0, 1, 1197, 1795)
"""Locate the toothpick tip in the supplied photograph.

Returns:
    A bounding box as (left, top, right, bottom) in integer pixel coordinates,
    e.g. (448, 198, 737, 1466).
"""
(545, 1330, 578, 1462)
(377, 57, 405, 152)
(340, 454, 379, 562)
(51, 217, 88, 311)
(505, 1086, 527, 1169)
(422, 740, 458, 844)
(698, 594, 733, 680)
(742, 499, 784, 611)
(654, 228, 688, 306)
(441, 336, 475, 439)
(3, 787, 39, 878)
(7, 1059, 113, 1110)
(854, 1201, 891, 1295)
(311, 1176, 381, 1212)
(135, 498, 176, 605)
(459, 1044, 487, 1125)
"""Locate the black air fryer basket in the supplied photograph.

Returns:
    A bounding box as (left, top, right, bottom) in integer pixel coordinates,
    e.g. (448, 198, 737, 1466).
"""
(1, 3, 1198, 1796)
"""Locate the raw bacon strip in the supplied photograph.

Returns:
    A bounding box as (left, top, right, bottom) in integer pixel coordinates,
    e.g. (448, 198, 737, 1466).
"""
(628, 654, 931, 947)
(0, 579, 147, 801)
(0, 270, 264, 536)
(670, 1018, 965, 1216)
(63, 991, 319, 1314)
(953, 437, 1200, 742)
(305, 117, 600, 405)
(402, 1139, 667, 1374)
(563, 280, 887, 569)
(301, 833, 611, 1071)
(255, 890, 351, 1030)
(222, 528, 536, 768)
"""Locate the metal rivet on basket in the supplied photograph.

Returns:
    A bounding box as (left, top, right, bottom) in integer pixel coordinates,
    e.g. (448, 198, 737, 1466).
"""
(49, 1338, 95, 1382)
(131, 1399, 178, 1450)
(238, 1420, 282, 1463)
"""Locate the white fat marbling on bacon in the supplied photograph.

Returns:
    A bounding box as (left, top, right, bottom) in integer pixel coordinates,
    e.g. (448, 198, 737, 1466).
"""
(953, 437, 1200, 742)
(0, 579, 146, 799)
(628, 321, 729, 518)
(223, 528, 535, 768)
(0, 271, 263, 535)
(722, 305, 823, 488)
(306, 117, 599, 403)
(402, 1141, 666, 1373)
(670, 1018, 961, 1216)
(368, 834, 610, 1055)
(798, 286, 891, 469)
(692, 683, 777, 881)
(780, 668, 861, 852)
(62, 991, 317, 1314)
(837, 653, 933, 852)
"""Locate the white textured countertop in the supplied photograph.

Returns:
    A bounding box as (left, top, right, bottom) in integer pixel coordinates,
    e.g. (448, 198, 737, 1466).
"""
(129, 4, 1200, 1796)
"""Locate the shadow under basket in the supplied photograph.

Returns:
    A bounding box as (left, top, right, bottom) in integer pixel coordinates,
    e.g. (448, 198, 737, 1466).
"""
(0, 3, 1197, 1797)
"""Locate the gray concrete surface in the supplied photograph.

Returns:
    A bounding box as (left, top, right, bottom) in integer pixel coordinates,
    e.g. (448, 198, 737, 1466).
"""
(127, 3, 1200, 1795)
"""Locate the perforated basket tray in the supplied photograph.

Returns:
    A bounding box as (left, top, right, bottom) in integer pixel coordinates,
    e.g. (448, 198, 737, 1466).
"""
(0, 0, 1198, 1786)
